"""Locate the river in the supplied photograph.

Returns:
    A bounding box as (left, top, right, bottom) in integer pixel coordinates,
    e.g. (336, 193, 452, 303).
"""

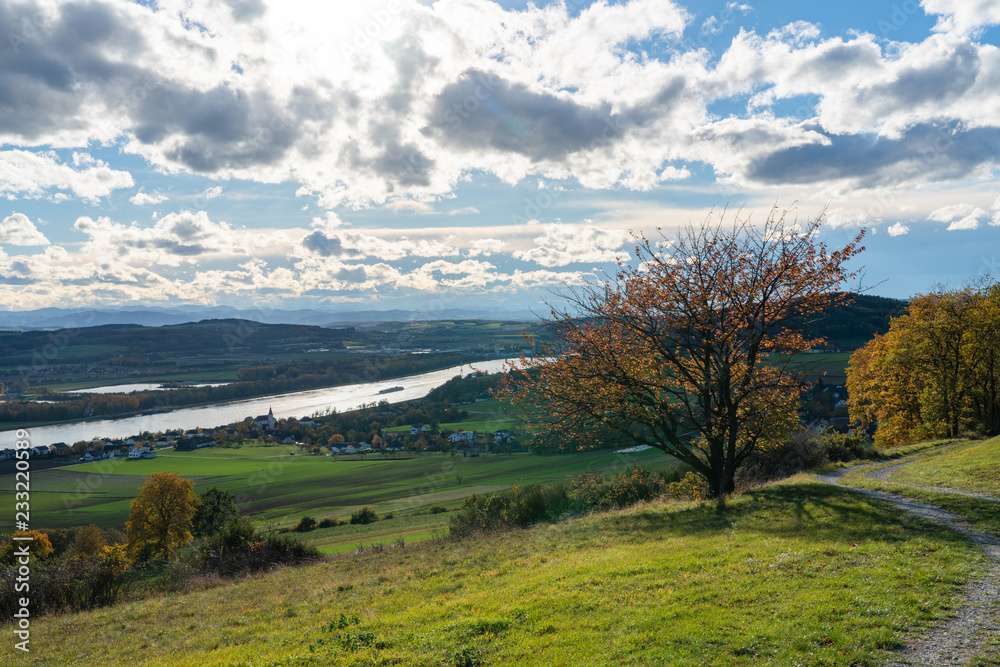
(2, 359, 516, 448)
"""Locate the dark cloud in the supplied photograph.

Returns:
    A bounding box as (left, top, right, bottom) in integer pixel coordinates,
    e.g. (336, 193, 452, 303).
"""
(333, 266, 367, 283)
(748, 121, 1000, 187)
(129, 84, 300, 171)
(339, 133, 435, 189)
(426, 69, 621, 162)
(152, 239, 206, 256)
(0, 0, 145, 140)
(859, 41, 979, 109)
(301, 230, 344, 257)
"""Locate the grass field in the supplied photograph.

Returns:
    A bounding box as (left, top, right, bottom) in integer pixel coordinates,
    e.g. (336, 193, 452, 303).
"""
(780, 351, 852, 383)
(384, 399, 516, 434)
(886, 437, 1000, 495)
(0, 444, 680, 552)
(9, 477, 987, 666)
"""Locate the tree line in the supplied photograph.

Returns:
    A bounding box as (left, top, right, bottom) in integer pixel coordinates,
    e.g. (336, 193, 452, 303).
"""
(0, 351, 475, 423)
(847, 281, 1000, 447)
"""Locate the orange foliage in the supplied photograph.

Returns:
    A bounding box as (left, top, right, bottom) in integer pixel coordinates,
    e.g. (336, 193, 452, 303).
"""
(497, 208, 865, 497)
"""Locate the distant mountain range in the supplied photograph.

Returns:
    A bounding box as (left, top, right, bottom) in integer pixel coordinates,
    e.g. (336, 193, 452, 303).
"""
(0, 306, 537, 329)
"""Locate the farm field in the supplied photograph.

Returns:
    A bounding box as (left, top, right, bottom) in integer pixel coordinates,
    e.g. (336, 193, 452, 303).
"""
(779, 351, 852, 383)
(0, 444, 678, 552)
(384, 398, 516, 434)
(12, 477, 986, 666)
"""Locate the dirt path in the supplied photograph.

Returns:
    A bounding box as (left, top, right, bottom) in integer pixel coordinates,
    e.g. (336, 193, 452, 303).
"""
(819, 463, 1000, 666)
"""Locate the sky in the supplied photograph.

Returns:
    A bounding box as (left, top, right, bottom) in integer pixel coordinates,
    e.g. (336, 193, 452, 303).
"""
(0, 0, 999, 313)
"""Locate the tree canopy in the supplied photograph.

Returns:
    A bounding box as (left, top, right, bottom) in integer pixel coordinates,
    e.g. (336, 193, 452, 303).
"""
(191, 487, 241, 538)
(126, 471, 198, 562)
(497, 209, 865, 498)
(847, 281, 1000, 447)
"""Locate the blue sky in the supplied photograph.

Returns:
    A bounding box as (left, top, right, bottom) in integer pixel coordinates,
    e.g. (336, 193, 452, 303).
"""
(0, 0, 998, 312)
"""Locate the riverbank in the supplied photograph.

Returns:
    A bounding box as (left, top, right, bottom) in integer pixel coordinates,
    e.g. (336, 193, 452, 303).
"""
(0, 358, 517, 449)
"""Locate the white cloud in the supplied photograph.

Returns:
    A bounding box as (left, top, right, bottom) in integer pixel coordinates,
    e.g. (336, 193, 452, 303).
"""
(929, 204, 987, 231)
(0, 213, 50, 245)
(130, 189, 169, 205)
(0, 150, 133, 202)
(514, 224, 631, 267)
(203, 186, 224, 200)
(298, 229, 455, 261)
(887, 222, 910, 236)
(468, 238, 505, 257)
(947, 216, 980, 230)
(74, 210, 243, 266)
(922, 0, 1000, 35)
(928, 204, 982, 222)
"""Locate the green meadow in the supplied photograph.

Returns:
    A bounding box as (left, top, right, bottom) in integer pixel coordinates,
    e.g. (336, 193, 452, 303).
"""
(887, 437, 1000, 496)
(0, 444, 679, 552)
(384, 399, 517, 434)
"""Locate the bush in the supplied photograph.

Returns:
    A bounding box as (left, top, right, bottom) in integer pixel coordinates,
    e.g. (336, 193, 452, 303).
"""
(0, 543, 132, 620)
(449, 484, 569, 537)
(350, 507, 379, 525)
(199, 518, 320, 577)
(317, 517, 343, 528)
(449, 467, 675, 538)
(429, 504, 448, 514)
(737, 428, 875, 489)
(668, 472, 708, 500)
(566, 466, 668, 511)
(295, 516, 317, 532)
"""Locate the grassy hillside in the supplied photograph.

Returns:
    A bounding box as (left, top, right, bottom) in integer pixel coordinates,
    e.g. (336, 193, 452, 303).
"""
(887, 437, 1000, 495)
(10, 478, 985, 666)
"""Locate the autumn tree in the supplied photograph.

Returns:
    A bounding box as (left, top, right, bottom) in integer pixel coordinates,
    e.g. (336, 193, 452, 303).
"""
(1, 530, 54, 563)
(497, 209, 865, 498)
(848, 281, 1000, 446)
(126, 471, 198, 562)
(69, 524, 107, 560)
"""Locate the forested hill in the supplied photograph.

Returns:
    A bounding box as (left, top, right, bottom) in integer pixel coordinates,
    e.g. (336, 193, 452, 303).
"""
(0, 319, 353, 359)
(801, 293, 908, 348)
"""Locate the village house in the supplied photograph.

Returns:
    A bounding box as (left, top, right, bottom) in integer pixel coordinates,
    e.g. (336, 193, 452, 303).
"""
(174, 434, 215, 451)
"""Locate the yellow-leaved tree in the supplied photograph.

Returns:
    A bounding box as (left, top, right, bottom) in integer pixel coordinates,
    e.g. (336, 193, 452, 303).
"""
(847, 281, 1000, 446)
(126, 471, 198, 562)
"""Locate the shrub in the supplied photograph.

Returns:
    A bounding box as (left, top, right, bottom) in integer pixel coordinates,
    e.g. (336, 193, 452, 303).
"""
(350, 507, 379, 525)
(0, 543, 133, 619)
(668, 472, 708, 500)
(737, 428, 875, 488)
(566, 466, 668, 511)
(199, 518, 320, 577)
(449, 467, 674, 538)
(295, 516, 317, 532)
(449, 484, 568, 537)
(0, 530, 54, 563)
(317, 517, 342, 528)
(429, 504, 448, 514)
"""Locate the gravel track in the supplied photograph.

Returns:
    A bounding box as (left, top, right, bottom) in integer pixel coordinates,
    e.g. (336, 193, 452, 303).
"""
(818, 463, 1000, 666)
